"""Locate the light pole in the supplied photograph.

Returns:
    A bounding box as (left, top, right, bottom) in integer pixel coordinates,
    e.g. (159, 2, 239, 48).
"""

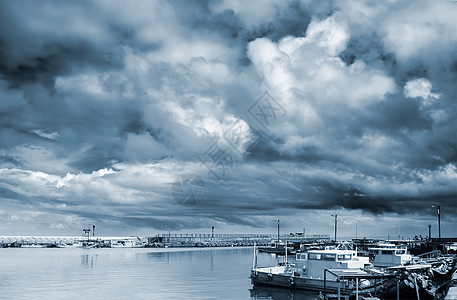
(92, 224, 95, 237)
(428, 224, 432, 240)
(165, 226, 171, 242)
(432, 205, 441, 239)
(274, 219, 280, 243)
(83, 227, 90, 241)
(331, 214, 337, 242)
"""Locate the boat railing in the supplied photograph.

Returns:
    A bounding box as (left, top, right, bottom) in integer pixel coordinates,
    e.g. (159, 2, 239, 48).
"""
(417, 249, 441, 259)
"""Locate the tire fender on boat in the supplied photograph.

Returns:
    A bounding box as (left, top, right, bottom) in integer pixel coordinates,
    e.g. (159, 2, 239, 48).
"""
(289, 276, 294, 285)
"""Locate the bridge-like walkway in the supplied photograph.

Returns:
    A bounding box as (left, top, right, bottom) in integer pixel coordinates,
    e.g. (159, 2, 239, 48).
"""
(148, 233, 330, 244)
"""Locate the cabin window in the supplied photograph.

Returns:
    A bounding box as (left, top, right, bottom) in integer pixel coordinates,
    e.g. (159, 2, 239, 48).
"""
(337, 254, 352, 260)
(382, 250, 393, 255)
(322, 254, 336, 261)
(308, 253, 322, 260)
(309, 253, 336, 261)
(298, 253, 307, 260)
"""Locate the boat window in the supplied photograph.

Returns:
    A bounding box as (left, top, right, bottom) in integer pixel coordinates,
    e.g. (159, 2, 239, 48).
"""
(337, 254, 352, 260)
(298, 253, 307, 260)
(308, 253, 336, 261)
(322, 253, 336, 261)
(308, 253, 322, 260)
(382, 250, 394, 255)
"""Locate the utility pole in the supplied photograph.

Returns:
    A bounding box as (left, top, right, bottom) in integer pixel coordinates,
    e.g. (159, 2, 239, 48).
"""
(211, 226, 214, 239)
(432, 205, 441, 239)
(428, 224, 432, 240)
(274, 219, 280, 243)
(92, 224, 95, 237)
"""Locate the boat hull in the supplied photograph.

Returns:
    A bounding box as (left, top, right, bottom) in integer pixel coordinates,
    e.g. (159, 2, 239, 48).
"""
(258, 247, 295, 255)
(251, 270, 353, 295)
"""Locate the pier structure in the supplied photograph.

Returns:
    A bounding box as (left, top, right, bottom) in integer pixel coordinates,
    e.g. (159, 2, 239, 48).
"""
(0, 236, 146, 247)
(148, 233, 330, 246)
(0, 236, 76, 247)
(1, 233, 331, 248)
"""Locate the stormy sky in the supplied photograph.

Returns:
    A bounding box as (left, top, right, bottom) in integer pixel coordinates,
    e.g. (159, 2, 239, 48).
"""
(0, 0, 456, 238)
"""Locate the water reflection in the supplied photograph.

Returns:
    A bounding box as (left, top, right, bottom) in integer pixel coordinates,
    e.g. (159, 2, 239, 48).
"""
(210, 250, 214, 271)
(80, 254, 97, 269)
(250, 285, 320, 300)
(0, 247, 286, 299)
(146, 251, 170, 263)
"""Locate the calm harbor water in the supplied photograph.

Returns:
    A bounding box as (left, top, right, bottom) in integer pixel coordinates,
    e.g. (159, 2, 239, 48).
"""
(0, 247, 319, 299)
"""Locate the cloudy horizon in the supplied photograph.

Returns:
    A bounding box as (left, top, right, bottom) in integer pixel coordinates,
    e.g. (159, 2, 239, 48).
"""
(0, 0, 456, 238)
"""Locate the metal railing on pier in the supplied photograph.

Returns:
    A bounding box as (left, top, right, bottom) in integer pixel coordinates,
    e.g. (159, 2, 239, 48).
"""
(149, 233, 330, 244)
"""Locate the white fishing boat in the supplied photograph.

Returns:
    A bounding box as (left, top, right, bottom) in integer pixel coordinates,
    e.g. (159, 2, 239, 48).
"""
(368, 243, 413, 267)
(251, 244, 390, 296)
(110, 238, 143, 248)
(258, 240, 295, 255)
(20, 244, 45, 248)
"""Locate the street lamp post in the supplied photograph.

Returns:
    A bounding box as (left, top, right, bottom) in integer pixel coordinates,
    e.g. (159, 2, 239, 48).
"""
(274, 219, 280, 243)
(432, 205, 441, 239)
(165, 226, 171, 242)
(331, 214, 337, 242)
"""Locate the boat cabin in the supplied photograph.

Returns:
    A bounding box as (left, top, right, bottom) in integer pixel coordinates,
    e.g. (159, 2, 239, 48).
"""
(368, 243, 412, 267)
(295, 248, 370, 279)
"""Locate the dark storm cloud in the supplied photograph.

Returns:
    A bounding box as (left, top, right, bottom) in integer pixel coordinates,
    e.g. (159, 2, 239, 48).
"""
(0, 0, 456, 235)
(0, 2, 126, 88)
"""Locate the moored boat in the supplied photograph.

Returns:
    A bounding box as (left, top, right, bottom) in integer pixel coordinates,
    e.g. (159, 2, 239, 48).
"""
(368, 243, 413, 267)
(258, 241, 295, 255)
(251, 244, 392, 297)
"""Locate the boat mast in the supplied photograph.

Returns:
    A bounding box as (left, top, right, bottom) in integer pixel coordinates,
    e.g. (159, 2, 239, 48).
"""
(252, 242, 257, 271)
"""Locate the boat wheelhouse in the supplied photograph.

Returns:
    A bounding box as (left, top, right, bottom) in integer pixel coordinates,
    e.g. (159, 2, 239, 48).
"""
(368, 243, 412, 267)
(294, 248, 371, 278)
